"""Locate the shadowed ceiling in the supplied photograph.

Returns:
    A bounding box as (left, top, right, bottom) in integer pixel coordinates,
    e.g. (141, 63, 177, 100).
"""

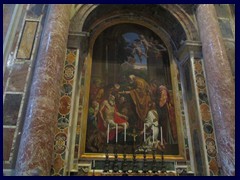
(81, 4, 192, 49)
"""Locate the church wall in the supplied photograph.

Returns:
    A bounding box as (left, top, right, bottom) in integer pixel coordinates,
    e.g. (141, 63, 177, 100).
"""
(193, 56, 219, 175)
(3, 4, 49, 174)
(51, 49, 78, 176)
(3, 4, 235, 176)
(181, 58, 207, 175)
(63, 5, 195, 175)
(215, 4, 235, 77)
(3, 4, 15, 43)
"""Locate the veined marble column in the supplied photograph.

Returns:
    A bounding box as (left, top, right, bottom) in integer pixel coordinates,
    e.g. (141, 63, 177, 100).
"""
(15, 5, 71, 176)
(196, 4, 235, 176)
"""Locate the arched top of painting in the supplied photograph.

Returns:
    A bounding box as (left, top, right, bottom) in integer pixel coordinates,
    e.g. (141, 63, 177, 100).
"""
(93, 23, 169, 80)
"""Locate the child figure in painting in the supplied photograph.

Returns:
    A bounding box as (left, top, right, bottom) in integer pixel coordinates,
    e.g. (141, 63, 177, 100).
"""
(140, 102, 159, 148)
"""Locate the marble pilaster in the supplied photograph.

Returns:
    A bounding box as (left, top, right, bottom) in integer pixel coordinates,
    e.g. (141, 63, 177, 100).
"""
(196, 4, 235, 176)
(15, 5, 71, 176)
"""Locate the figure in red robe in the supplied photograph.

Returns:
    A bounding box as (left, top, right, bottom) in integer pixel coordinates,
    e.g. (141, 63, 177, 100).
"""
(159, 85, 177, 143)
(97, 93, 129, 141)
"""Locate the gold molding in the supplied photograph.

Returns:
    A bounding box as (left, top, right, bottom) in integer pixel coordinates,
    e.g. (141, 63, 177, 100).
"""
(78, 19, 186, 162)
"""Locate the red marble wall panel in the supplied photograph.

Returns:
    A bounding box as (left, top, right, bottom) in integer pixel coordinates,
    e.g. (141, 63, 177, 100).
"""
(3, 94, 22, 125)
(7, 63, 29, 92)
(3, 128, 16, 161)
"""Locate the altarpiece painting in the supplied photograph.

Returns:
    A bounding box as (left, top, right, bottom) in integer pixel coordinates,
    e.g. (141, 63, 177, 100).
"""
(80, 24, 182, 159)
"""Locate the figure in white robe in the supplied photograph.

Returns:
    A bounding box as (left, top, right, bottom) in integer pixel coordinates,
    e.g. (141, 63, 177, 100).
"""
(141, 102, 159, 147)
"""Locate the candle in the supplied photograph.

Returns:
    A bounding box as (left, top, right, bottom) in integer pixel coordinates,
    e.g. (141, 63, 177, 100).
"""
(144, 123, 146, 142)
(116, 124, 118, 143)
(160, 126, 163, 145)
(107, 124, 109, 143)
(152, 126, 154, 143)
(124, 123, 126, 142)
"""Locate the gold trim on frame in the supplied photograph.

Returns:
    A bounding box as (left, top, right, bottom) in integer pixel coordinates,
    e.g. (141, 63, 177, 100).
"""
(78, 20, 186, 162)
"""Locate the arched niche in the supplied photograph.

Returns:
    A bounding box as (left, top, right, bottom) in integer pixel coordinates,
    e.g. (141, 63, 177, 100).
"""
(75, 15, 185, 162)
(65, 4, 212, 176)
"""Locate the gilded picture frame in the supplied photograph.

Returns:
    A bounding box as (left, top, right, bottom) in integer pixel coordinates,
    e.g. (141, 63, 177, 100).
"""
(78, 23, 185, 161)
